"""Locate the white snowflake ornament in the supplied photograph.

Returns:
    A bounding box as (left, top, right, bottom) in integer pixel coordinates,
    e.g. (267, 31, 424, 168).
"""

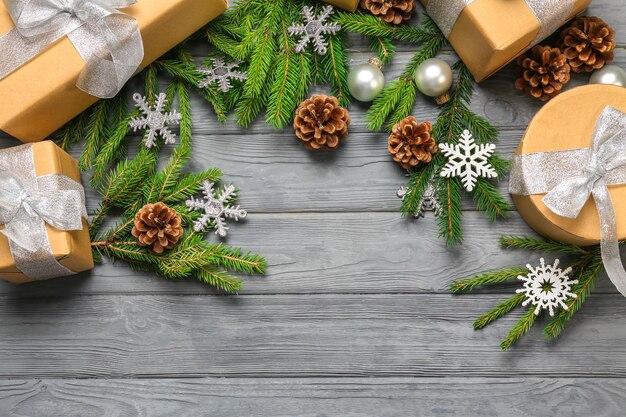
(439, 129, 497, 192)
(186, 181, 247, 238)
(516, 258, 578, 317)
(288, 5, 341, 55)
(129, 93, 181, 149)
(198, 57, 247, 93)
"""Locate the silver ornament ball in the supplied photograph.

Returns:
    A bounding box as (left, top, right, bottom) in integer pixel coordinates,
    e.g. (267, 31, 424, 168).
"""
(589, 65, 626, 87)
(414, 58, 453, 104)
(348, 57, 385, 102)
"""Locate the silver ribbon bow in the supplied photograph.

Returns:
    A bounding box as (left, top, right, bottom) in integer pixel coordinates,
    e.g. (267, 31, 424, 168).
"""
(426, 0, 573, 46)
(0, 144, 87, 280)
(510, 106, 626, 297)
(0, 0, 144, 98)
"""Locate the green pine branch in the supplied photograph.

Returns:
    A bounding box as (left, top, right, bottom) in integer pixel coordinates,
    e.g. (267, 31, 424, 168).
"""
(500, 306, 537, 350)
(499, 236, 590, 256)
(545, 254, 603, 339)
(474, 293, 525, 330)
(451, 266, 528, 293)
(450, 234, 612, 349)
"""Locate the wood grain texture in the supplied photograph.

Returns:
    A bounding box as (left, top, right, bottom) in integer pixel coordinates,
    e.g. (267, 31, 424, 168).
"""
(0, 293, 625, 378)
(0, 377, 625, 417)
(0, 1, 624, 414)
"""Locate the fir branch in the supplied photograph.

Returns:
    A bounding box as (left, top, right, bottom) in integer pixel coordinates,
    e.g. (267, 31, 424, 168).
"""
(470, 178, 511, 222)
(500, 306, 537, 350)
(78, 99, 112, 171)
(437, 176, 463, 245)
(545, 254, 603, 339)
(451, 267, 528, 293)
(400, 159, 441, 216)
(366, 33, 446, 131)
(474, 293, 525, 330)
(368, 36, 395, 64)
(499, 236, 590, 256)
(195, 266, 243, 294)
(207, 244, 268, 274)
(321, 31, 350, 107)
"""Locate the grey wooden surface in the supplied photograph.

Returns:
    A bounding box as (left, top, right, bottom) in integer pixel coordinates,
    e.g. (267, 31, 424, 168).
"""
(0, 1, 625, 415)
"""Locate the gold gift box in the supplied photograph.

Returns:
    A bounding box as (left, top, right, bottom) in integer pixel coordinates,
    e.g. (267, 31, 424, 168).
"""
(0, 0, 229, 143)
(419, 0, 591, 82)
(513, 85, 626, 246)
(323, 0, 359, 12)
(0, 141, 94, 284)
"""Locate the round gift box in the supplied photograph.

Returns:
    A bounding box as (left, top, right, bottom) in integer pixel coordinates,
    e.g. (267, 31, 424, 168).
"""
(512, 84, 626, 246)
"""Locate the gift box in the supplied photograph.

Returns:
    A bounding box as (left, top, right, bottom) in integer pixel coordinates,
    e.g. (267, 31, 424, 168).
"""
(510, 84, 626, 246)
(323, 0, 359, 12)
(0, 141, 93, 284)
(0, 0, 228, 143)
(420, 0, 592, 82)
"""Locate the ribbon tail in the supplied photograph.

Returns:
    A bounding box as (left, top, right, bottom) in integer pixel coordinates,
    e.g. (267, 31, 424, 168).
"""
(593, 182, 626, 297)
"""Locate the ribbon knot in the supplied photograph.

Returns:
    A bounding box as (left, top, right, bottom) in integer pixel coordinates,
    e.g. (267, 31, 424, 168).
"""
(0, 170, 84, 253)
(1, 0, 144, 98)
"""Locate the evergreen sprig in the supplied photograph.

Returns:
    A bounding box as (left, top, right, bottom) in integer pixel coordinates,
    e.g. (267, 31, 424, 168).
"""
(393, 62, 510, 245)
(89, 82, 266, 292)
(451, 235, 608, 349)
(53, 24, 266, 292)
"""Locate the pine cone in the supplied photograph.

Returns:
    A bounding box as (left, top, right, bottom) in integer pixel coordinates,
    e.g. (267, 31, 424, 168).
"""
(515, 45, 571, 102)
(360, 0, 415, 25)
(131, 202, 183, 254)
(294, 95, 350, 150)
(388, 116, 436, 170)
(558, 16, 616, 73)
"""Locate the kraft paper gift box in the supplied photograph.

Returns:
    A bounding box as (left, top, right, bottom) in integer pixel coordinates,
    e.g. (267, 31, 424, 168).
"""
(419, 0, 592, 82)
(0, 0, 228, 143)
(323, 0, 359, 12)
(511, 84, 626, 246)
(0, 141, 94, 284)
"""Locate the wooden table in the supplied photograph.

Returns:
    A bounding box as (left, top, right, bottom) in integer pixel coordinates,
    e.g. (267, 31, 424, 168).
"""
(0, 1, 624, 415)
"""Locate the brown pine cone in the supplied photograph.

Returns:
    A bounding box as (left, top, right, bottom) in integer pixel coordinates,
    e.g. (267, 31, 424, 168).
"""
(131, 202, 183, 254)
(360, 0, 415, 25)
(515, 45, 571, 102)
(294, 95, 350, 150)
(558, 16, 616, 73)
(388, 116, 436, 170)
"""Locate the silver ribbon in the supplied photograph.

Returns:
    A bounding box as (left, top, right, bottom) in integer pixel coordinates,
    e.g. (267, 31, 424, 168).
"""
(510, 106, 626, 297)
(426, 0, 574, 46)
(0, 0, 144, 98)
(0, 143, 87, 280)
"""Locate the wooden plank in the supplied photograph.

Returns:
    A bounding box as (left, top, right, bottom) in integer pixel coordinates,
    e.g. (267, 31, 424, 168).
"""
(0, 377, 624, 416)
(0, 293, 624, 378)
(1, 211, 617, 297)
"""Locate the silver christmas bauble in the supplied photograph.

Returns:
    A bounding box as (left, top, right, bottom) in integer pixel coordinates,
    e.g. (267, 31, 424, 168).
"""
(589, 65, 626, 87)
(414, 58, 453, 104)
(348, 58, 385, 102)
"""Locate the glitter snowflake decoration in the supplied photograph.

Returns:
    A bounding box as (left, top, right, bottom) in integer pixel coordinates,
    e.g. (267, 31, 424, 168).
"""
(439, 129, 497, 192)
(288, 5, 341, 55)
(397, 180, 441, 219)
(186, 181, 247, 238)
(516, 258, 578, 317)
(198, 57, 247, 93)
(129, 93, 181, 149)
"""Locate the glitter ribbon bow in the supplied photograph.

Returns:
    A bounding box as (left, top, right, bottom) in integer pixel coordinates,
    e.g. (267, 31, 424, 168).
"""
(510, 106, 626, 297)
(0, 0, 144, 98)
(425, 0, 573, 46)
(0, 144, 88, 280)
